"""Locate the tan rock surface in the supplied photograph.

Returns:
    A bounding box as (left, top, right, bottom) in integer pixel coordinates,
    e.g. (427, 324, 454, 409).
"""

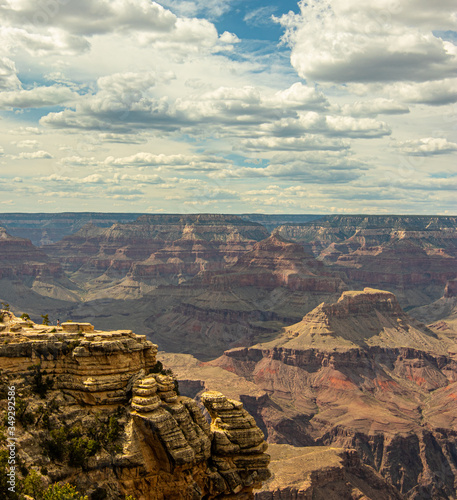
(0, 311, 270, 499)
(255, 444, 403, 499)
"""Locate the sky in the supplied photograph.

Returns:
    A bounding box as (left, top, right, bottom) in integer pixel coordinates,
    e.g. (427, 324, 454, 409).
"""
(0, 0, 456, 215)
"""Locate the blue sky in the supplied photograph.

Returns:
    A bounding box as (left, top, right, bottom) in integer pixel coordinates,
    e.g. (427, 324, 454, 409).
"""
(0, 0, 456, 214)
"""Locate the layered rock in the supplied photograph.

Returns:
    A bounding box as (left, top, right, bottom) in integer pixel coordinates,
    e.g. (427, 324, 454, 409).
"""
(0, 311, 270, 499)
(276, 215, 457, 308)
(148, 235, 347, 359)
(0, 212, 145, 246)
(195, 289, 457, 498)
(44, 214, 270, 300)
(0, 227, 62, 280)
(0, 227, 81, 307)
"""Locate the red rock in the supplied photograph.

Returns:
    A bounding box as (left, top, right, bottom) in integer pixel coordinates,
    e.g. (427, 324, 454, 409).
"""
(202, 289, 457, 498)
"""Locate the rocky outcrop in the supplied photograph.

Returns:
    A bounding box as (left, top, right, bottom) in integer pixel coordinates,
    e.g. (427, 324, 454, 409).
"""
(411, 280, 457, 346)
(0, 311, 270, 499)
(445, 279, 457, 298)
(276, 215, 457, 308)
(196, 290, 457, 498)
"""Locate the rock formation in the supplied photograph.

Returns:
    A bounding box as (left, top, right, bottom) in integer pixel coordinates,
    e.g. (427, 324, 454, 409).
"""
(0, 212, 145, 246)
(44, 214, 270, 300)
(162, 289, 457, 498)
(411, 280, 457, 345)
(276, 215, 457, 308)
(0, 227, 80, 307)
(148, 235, 347, 359)
(0, 311, 270, 499)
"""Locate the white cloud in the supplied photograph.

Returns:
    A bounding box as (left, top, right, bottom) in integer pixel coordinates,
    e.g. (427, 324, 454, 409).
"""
(341, 98, 409, 116)
(262, 112, 391, 139)
(156, 0, 234, 19)
(385, 79, 457, 105)
(0, 57, 21, 90)
(13, 139, 40, 148)
(9, 150, 53, 160)
(0, 85, 79, 109)
(1, 0, 177, 36)
(104, 152, 230, 170)
(279, 0, 457, 84)
(240, 136, 349, 152)
(396, 137, 457, 155)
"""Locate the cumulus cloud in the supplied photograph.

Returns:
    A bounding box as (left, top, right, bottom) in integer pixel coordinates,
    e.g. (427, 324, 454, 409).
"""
(40, 81, 331, 134)
(12, 140, 40, 149)
(396, 137, 457, 155)
(0, 0, 177, 36)
(279, 0, 457, 84)
(0, 85, 79, 109)
(9, 150, 53, 160)
(215, 150, 365, 184)
(0, 57, 21, 90)
(340, 98, 410, 116)
(156, 0, 234, 19)
(385, 79, 457, 105)
(104, 152, 230, 170)
(261, 112, 391, 139)
(240, 136, 349, 152)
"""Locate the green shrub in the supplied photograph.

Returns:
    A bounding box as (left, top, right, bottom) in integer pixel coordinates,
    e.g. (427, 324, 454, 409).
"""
(43, 483, 88, 500)
(23, 469, 46, 499)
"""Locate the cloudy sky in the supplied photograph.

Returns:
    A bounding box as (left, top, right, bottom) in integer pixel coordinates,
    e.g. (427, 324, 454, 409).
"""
(0, 0, 456, 214)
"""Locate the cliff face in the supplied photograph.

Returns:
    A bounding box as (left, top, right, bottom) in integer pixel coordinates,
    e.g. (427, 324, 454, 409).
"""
(147, 235, 347, 360)
(183, 289, 457, 498)
(0, 227, 62, 280)
(0, 311, 270, 499)
(276, 215, 457, 308)
(0, 227, 81, 305)
(44, 214, 270, 300)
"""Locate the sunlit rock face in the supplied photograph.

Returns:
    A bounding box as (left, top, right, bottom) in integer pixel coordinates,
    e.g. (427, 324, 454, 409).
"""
(0, 311, 270, 499)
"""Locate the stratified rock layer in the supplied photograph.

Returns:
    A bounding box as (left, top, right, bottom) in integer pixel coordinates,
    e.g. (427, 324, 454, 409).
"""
(0, 311, 270, 499)
(44, 214, 270, 300)
(201, 289, 457, 498)
(149, 235, 347, 359)
(276, 215, 457, 308)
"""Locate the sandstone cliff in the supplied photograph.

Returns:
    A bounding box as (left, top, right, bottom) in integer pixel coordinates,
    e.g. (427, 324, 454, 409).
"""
(0, 311, 270, 499)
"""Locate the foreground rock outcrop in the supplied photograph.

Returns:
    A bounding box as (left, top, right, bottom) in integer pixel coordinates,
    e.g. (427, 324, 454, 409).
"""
(0, 311, 270, 499)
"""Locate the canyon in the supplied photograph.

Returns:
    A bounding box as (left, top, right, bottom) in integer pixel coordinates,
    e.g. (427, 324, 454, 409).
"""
(1, 213, 457, 498)
(162, 289, 457, 499)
